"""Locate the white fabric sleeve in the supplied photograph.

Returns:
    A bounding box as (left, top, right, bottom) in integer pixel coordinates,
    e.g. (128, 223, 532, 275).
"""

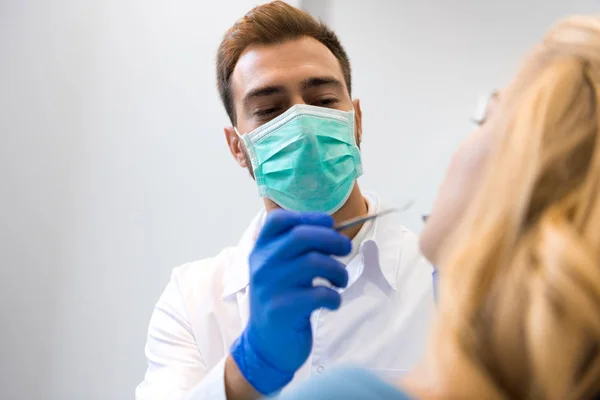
(184, 357, 227, 400)
(135, 271, 227, 400)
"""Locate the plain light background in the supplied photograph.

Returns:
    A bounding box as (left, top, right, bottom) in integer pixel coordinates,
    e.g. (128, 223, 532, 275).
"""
(1, 1, 598, 399)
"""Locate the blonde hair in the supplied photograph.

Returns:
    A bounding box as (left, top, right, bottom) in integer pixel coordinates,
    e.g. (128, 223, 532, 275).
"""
(433, 16, 600, 399)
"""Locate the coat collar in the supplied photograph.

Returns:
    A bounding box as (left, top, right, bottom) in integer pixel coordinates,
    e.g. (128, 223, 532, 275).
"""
(221, 194, 410, 298)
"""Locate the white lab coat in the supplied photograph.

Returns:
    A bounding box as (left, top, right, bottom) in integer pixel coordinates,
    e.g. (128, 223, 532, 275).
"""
(136, 194, 435, 399)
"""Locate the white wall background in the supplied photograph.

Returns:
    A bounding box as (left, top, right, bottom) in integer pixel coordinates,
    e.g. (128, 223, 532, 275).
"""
(0, 1, 597, 399)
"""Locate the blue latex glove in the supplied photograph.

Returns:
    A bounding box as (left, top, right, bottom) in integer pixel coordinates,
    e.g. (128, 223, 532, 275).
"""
(230, 210, 352, 395)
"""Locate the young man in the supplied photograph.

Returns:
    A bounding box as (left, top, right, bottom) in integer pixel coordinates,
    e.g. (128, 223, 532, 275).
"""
(136, 2, 435, 399)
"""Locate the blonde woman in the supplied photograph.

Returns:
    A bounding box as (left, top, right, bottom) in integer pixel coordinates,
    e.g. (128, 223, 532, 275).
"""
(278, 14, 600, 400)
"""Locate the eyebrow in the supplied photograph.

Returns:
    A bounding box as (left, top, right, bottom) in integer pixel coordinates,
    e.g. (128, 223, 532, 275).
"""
(242, 76, 345, 107)
(302, 76, 344, 90)
(243, 85, 285, 106)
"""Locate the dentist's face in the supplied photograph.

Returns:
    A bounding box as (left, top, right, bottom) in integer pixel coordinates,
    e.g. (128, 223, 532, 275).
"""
(222, 36, 363, 211)
(420, 93, 500, 265)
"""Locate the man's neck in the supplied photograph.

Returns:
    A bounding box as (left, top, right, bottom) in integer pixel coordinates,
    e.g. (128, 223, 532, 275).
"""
(263, 183, 368, 240)
(331, 183, 368, 239)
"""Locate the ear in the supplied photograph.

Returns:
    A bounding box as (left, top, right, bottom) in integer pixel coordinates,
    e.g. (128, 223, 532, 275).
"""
(224, 126, 247, 168)
(353, 98, 363, 146)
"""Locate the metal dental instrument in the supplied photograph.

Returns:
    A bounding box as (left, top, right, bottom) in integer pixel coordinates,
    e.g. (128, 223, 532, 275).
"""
(334, 200, 414, 232)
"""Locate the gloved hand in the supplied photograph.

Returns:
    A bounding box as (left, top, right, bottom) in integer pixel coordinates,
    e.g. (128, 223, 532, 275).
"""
(230, 210, 351, 395)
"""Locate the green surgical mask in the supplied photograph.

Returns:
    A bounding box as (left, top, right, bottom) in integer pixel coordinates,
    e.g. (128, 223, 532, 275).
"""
(236, 104, 362, 214)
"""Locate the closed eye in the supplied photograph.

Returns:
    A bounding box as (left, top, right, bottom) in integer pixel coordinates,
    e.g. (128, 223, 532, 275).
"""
(315, 98, 339, 107)
(255, 107, 281, 117)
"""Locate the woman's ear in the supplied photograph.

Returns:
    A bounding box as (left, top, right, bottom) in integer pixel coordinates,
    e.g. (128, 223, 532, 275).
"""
(224, 126, 247, 168)
(353, 98, 363, 146)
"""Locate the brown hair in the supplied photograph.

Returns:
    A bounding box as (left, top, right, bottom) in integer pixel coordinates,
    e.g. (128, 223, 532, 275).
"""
(216, 1, 352, 125)
(431, 15, 600, 399)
